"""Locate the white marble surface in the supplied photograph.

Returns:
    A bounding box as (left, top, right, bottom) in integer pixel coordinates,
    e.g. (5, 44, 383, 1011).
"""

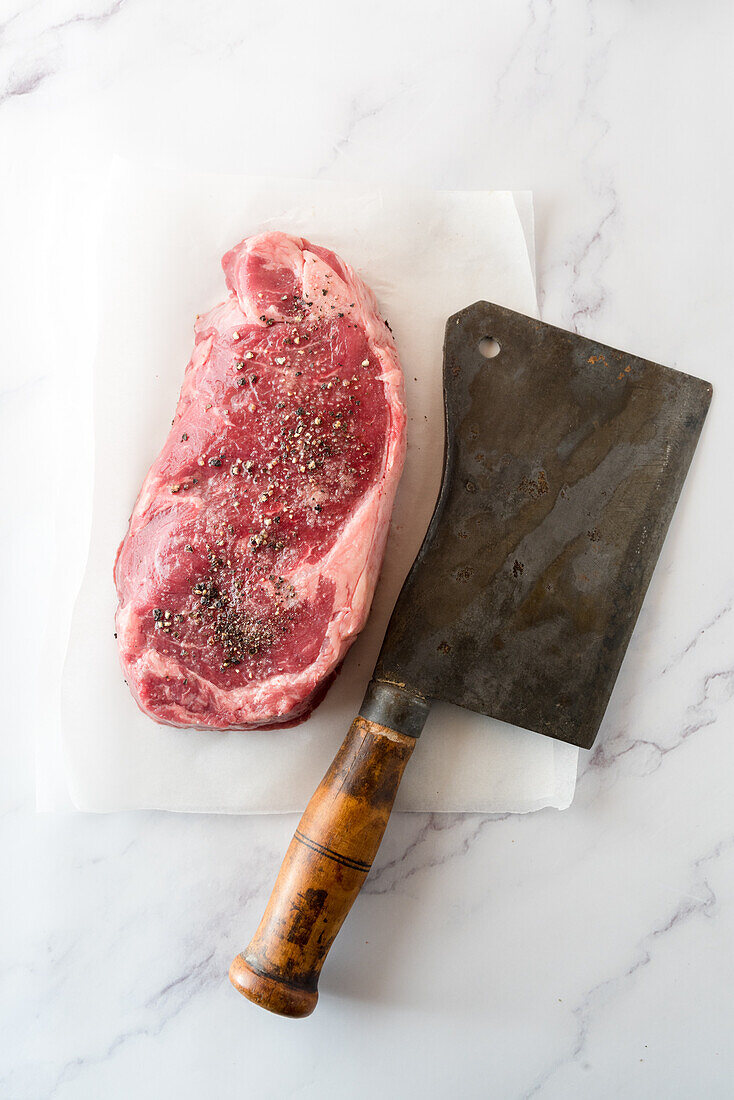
(2, 2, 733, 1097)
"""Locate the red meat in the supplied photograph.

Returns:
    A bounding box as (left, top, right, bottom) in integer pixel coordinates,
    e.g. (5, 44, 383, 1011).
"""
(114, 232, 405, 729)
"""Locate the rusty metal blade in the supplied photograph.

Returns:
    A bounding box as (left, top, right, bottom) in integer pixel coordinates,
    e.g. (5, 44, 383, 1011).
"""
(370, 302, 711, 749)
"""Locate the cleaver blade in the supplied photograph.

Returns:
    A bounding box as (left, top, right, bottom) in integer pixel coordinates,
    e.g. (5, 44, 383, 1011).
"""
(363, 301, 712, 749)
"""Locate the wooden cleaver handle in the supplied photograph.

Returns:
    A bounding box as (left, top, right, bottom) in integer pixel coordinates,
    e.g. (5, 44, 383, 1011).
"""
(229, 715, 416, 1017)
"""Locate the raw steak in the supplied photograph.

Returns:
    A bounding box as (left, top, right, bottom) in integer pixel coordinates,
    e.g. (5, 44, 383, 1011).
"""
(115, 232, 406, 730)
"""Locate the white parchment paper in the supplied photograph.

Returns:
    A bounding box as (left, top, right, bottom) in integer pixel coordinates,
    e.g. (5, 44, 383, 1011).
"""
(59, 162, 578, 813)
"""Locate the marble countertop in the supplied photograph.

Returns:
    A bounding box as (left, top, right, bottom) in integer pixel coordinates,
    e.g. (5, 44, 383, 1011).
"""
(2, 2, 733, 1097)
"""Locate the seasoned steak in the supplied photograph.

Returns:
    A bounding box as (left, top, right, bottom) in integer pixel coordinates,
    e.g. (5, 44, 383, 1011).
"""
(114, 232, 405, 729)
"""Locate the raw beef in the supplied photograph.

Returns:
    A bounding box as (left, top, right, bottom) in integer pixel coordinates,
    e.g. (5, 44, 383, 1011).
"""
(115, 232, 406, 730)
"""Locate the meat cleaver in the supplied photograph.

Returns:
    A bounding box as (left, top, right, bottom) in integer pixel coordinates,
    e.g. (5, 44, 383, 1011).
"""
(230, 301, 711, 1016)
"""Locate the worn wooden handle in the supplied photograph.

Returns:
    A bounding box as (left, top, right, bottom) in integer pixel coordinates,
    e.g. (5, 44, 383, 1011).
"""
(229, 715, 416, 1017)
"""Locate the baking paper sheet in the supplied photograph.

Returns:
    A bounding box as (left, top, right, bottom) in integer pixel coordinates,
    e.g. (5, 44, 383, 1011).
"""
(59, 162, 578, 813)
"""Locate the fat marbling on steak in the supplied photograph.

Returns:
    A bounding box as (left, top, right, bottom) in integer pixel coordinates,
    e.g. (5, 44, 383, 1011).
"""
(115, 232, 406, 729)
